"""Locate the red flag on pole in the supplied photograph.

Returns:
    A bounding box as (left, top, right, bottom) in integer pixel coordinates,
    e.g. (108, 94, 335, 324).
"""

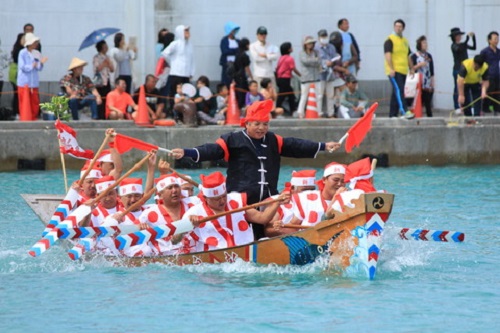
(113, 133, 159, 154)
(343, 102, 378, 153)
(54, 119, 94, 159)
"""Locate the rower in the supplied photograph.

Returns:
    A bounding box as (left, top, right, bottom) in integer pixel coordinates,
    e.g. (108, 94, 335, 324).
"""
(265, 169, 317, 237)
(77, 160, 103, 203)
(170, 99, 341, 239)
(137, 173, 192, 255)
(87, 175, 122, 255)
(325, 157, 378, 218)
(102, 177, 153, 257)
(287, 162, 346, 227)
(181, 171, 288, 253)
(98, 128, 123, 179)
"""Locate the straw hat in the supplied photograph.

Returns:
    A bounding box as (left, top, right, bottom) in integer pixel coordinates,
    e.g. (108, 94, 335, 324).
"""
(68, 57, 87, 71)
(24, 33, 40, 47)
(303, 36, 316, 45)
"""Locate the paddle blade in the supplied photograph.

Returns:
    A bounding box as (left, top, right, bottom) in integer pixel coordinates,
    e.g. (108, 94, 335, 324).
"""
(345, 102, 378, 153)
(399, 228, 465, 242)
(29, 204, 92, 257)
(115, 217, 193, 250)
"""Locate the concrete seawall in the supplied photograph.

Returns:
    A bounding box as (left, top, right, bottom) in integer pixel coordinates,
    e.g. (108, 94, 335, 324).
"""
(0, 117, 499, 172)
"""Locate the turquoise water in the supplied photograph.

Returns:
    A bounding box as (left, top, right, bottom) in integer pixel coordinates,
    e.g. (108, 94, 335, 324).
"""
(1, 165, 499, 332)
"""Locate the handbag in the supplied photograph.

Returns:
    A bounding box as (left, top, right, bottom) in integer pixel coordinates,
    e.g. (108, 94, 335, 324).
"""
(9, 62, 17, 84)
(92, 72, 103, 87)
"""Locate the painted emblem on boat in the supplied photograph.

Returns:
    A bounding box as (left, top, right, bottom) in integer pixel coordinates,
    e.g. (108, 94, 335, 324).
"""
(372, 196, 385, 209)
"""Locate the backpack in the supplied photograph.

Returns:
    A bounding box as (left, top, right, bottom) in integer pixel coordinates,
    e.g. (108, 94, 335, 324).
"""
(0, 106, 15, 121)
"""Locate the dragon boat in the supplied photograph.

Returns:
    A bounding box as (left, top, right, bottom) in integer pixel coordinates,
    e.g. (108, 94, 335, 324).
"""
(22, 192, 394, 279)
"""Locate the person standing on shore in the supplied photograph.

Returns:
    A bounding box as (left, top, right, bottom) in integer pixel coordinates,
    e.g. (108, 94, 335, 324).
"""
(17, 32, 47, 121)
(480, 31, 500, 115)
(384, 19, 415, 118)
(450, 28, 476, 110)
(411, 35, 435, 117)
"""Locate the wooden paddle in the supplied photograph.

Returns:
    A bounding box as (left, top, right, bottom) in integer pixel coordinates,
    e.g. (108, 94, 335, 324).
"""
(158, 159, 199, 187)
(115, 197, 284, 250)
(78, 130, 113, 186)
(282, 224, 465, 243)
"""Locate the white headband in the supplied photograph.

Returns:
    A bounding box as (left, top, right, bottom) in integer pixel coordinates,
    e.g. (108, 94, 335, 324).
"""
(156, 176, 179, 192)
(119, 183, 143, 196)
(201, 183, 226, 198)
(323, 164, 346, 178)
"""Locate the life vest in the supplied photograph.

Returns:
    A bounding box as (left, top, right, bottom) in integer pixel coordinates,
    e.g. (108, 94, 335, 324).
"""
(292, 190, 330, 226)
(182, 192, 253, 253)
(384, 34, 410, 75)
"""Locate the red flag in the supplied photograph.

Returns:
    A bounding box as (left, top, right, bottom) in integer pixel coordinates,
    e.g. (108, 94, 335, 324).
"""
(113, 133, 158, 154)
(345, 102, 378, 153)
(54, 119, 94, 159)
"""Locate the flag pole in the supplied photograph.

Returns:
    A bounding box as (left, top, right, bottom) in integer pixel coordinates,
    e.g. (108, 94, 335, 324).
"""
(338, 133, 349, 145)
(55, 124, 69, 192)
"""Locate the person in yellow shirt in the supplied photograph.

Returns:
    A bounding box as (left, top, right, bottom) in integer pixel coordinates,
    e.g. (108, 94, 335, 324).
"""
(457, 55, 489, 116)
(384, 19, 415, 118)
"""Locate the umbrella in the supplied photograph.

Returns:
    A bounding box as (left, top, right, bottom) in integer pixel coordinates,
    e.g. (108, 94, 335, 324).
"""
(78, 27, 120, 51)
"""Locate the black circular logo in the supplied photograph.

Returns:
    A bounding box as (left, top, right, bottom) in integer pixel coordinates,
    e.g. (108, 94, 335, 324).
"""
(372, 197, 385, 209)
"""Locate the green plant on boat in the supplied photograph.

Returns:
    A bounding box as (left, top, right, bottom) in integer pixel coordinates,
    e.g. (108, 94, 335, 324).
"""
(40, 95, 72, 121)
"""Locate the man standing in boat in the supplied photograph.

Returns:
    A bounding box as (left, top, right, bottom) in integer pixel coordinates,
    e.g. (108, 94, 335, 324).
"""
(170, 100, 340, 238)
(181, 171, 287, 253)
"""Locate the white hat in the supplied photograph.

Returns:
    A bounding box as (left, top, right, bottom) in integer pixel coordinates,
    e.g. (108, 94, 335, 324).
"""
(290, 170, 317, 187)
(97, 149, 113, 163)
(80, 161, 102, 180)
(155, 174, 180, 192)
(200, 172, 226, 198)
(119, 178, 143, 196)
(24, 33, 40, 47)
(95, 176, 115, 194)
(323, 162, 346, 178)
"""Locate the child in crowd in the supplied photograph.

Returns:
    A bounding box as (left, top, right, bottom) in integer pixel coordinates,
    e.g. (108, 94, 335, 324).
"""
(197, 83, 227, 125)
(260, 78, 284, 118)
(174, 83, 189, 104)
(275, 42, 301, 116)
(243, 80, 264, 116)
(193, 75, 218, 125)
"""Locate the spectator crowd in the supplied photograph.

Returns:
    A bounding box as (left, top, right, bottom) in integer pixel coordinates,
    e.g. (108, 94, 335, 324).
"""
(1, 19, 499, 122)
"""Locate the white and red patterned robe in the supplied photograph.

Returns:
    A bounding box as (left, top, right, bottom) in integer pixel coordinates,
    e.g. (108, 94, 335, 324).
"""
(182, 192, 254, 253)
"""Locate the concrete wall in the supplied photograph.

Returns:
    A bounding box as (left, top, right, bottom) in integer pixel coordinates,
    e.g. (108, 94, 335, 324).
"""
(1, 0, 500, 111)
(1, 117, 499, 172)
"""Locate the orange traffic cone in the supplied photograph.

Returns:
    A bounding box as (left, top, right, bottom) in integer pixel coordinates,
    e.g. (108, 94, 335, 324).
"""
(225, 82, 240, 125)
(19, 85, 32, 121)
(305, 83, 319, 119)
(135, 85, 153, 127)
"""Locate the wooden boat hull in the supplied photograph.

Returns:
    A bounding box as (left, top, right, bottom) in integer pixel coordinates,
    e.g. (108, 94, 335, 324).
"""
(22, 193, 394, 279)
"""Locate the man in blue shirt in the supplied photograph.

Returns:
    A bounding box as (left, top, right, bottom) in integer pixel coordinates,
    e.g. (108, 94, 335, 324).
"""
(480, 31, 500, 115)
